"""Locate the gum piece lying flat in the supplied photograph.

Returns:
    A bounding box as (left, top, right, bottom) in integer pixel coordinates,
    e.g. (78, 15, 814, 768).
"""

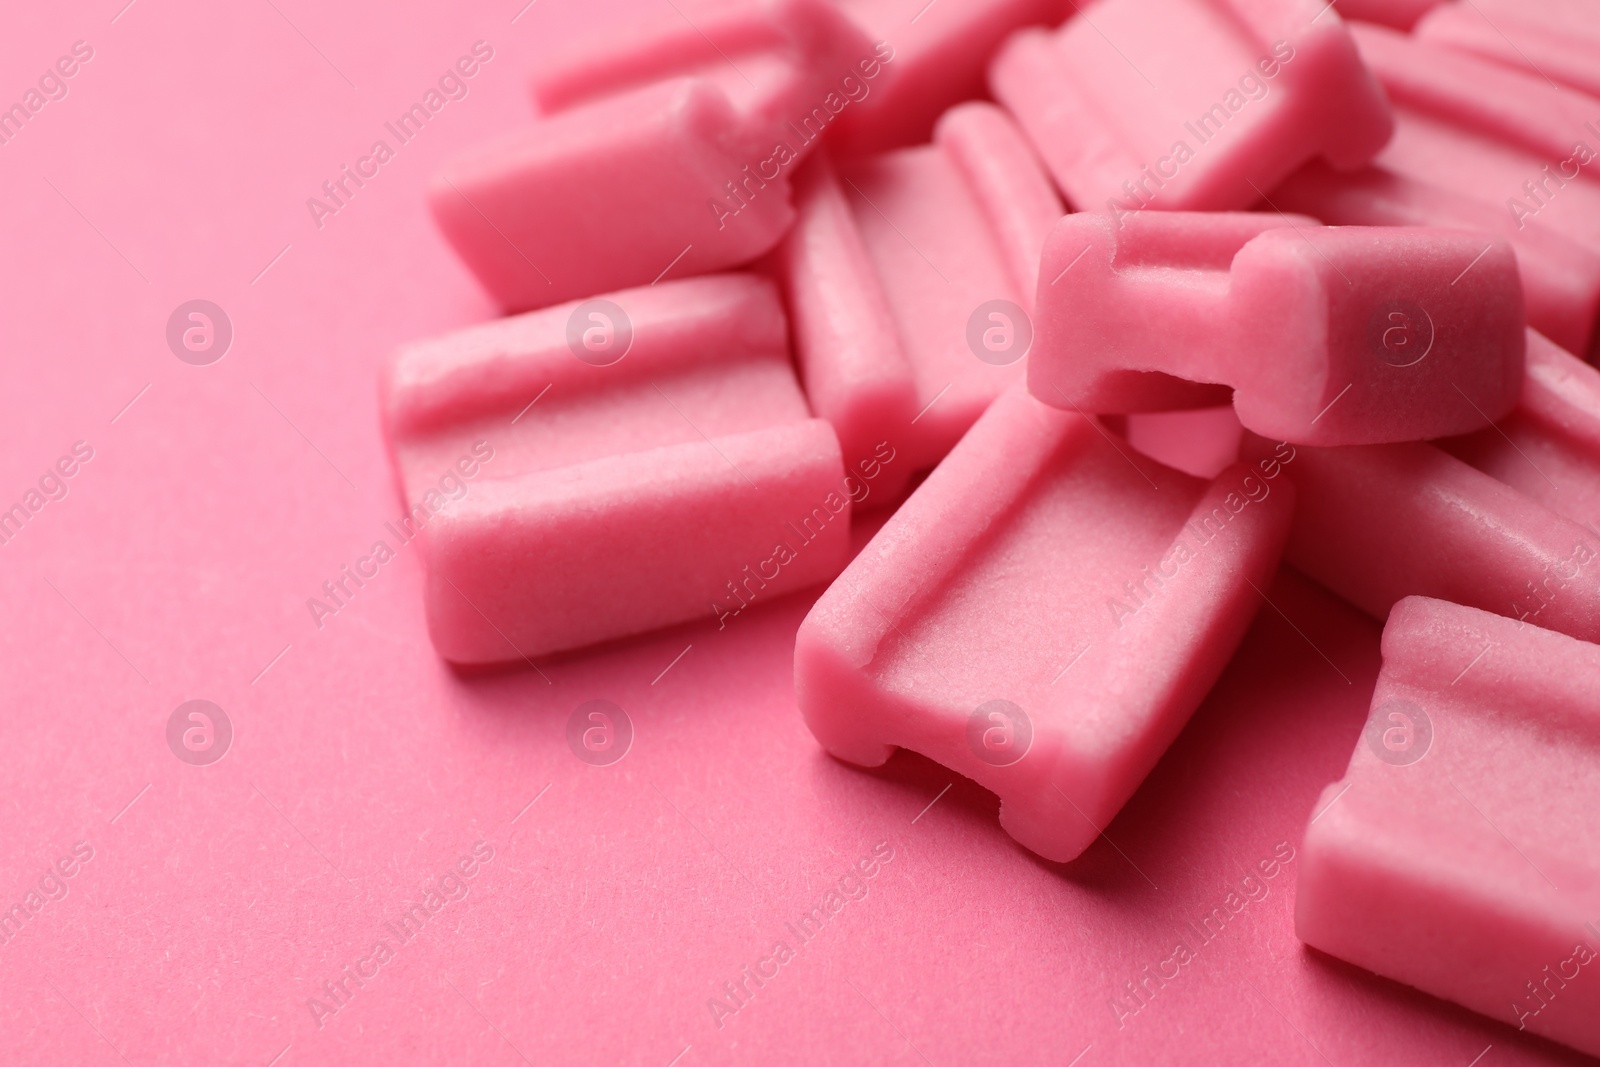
(1243, 335, 1600, 642)
(1271, 24, 1600, 355)
(794, 385, 1293, 862)
(1442, 329, 1600, 533)
(381, 274, 850, 663)
(1417, 0, 1600, 99)
(777, 103, 1061, 501)
(825, 0, 1070, 153)
(1124, 407, 1245, 479)
(1299, 596, 1600, 1058)
(1330, 0, 1439, 29)
(1029, 211, 1526, 445)
(429, 0, 873, 312)
(988, 0, 1392, 212)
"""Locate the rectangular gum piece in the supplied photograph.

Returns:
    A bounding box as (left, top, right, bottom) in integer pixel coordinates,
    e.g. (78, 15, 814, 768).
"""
(794, 385, 1294, 862)
(824, 0, 1070, 153)
(381, 273, 851, 663)
(428, 0, 873, 312)
(1029, 211, 1527, 445)
(1270, 23, 1600, 355)
(1297, 595, 1600, 1059)
(1416, 0, 1600, 99)
(1246, 330, 1600, 643)
(776, 102, 1062, 501)
(987, 0, 1393, 212)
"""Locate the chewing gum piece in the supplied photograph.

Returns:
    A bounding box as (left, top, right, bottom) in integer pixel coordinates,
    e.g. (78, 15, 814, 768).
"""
(1272, 24, 1600, 354)
(1417, 0, 1600, 100)
(429, 0, 873, 312)
(1244, 330, 1600, 643)
(794, 386, 1293, 862)
(826, 0, 1071, 152)
(988, 0, 1392, 212)
(381, 274, 850, 662)
(1029, 211, 1526, 445)
(1328, 0, 1440, 28)
(1298, 596, 1600, 1059)
(777, 102, 1061, 501)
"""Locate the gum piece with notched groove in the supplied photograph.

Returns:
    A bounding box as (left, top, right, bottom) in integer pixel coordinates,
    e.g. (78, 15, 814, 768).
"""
(1298, 596, 1600, 1059)
(794, 385, 1294, 862)
(776, 102, 1062, 502)
(1417, 0, 1600, 101)
(987, 0, 1392, 213)
(428, 0, 874, 313)
(1271, 23, 1600, 355)
(381, 274, 850, 663)
(1028, 211, 1527, 445)
(1242, 332, 1600, 643)
(824, 0, 1071, 153)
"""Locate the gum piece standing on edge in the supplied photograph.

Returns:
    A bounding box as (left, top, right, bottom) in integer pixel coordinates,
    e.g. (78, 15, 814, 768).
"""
(381, 274, 850, 663)
(825, 0, 1070, 153)
(777, 102, 1062, 502)
(1029, 211, 1526, 445)
(988, 0, 1392, 212)
(794, 386, 1294, 862)
(429, 0, 875, 312)
(1417, 0, 1600, 99)
(1241, 328, 1600, 643)
(1271, 24, 1600, 355)
(1298, 596, 1600, 1059)
(1330, 0, 1440, 29)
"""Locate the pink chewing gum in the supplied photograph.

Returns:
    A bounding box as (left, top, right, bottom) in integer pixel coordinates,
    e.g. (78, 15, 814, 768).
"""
(824, 0, 1070, 153)
(1330, 0, 1439, 29)
(1298, 596, 1600, 1058)
(777, 102, 1062, 501)
(1443, 328, 1600, 531)
(381, 274, 850, 663)
(794, 386, 1294, 862)
(1029, 211, 1527, 445)
(1271, 24, 1600, 355)
(1417, 0, 1600, 100)
(987, 0, 1392, 212)
(428, 0, 875, 312)
(1242, 333, 1600, 643)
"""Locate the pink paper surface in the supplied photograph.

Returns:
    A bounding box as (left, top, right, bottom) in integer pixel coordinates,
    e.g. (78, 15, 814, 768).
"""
(0, 1, 1588, 1064)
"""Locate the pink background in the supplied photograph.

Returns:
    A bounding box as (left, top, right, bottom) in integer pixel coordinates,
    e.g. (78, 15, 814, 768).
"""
(0, 1, 1586, 1063)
